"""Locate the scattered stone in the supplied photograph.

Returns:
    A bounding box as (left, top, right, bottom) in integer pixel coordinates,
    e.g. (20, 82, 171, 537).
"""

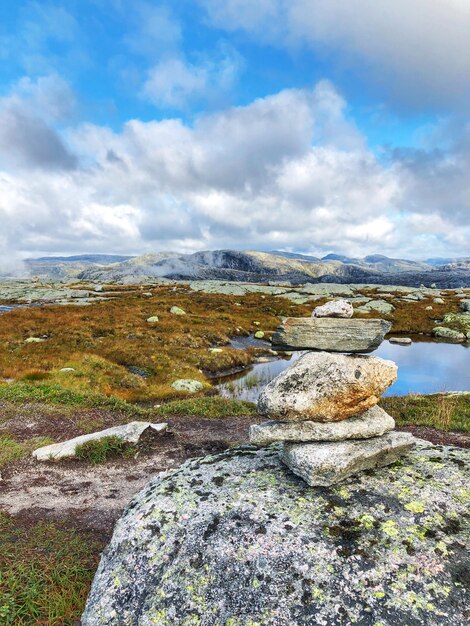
(32, 421, 167, 461)
(254, 330, 265, 339)
(433, 327, 466, 342)
(250, 405, 395, 445)
(253, 321, 260, 326)
(272, 317, 391, 352)
(257, 351, 397, 422)
(95, 285, 104, 292)
(312, 299, 353, 318)
(389, 337, 412, 345)
(208, 348, 223, 353)
(460, 299, 470, 312)
(142, 292, 153, 297)
(59, 367, 76, 372)
(170, 306, 186, 315)
(171, 379, 204, 393)
(24, 337, 46, 343)
(442, 312, 470, 333)
(425, 306, 433, 311)
(281, 431, 417, 487)
(433, 297, 445, 304)
(82, 444, 468, 626)
(146, 316, 159, 323)
(355, 299, 395, 315)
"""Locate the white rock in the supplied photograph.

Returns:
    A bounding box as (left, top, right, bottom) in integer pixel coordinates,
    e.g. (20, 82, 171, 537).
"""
(257, 351, 397, 422)
(146, 316, 159, 323)
(171, 379, 204, 393)
(32, 421, 168, 461)
(250, 405, 395, 445)
(281, 432, 416, 486)
(389, 337, 412, 345)
(312, 299, 353, 319)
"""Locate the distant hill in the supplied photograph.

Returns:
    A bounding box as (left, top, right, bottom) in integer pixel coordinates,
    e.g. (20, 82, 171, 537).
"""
(16, 250, 470, 287)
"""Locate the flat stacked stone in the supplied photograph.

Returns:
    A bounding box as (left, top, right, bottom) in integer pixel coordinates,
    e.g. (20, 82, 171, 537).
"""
(250, 299, 417, 486)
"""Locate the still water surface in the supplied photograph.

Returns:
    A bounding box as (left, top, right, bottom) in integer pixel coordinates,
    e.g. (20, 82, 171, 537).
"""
(218, 340, 470, 402)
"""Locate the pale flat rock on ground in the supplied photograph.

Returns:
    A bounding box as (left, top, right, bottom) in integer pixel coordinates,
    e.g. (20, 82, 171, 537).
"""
(272, 317, 391, 352)
(281, 431, 416, 487)
(257, 351, 397, 422)
(82, 443, 469, 626)
(389, 337, 412, 345)
(250, 405, 395, 445)
(354, 299, 395, 315)
(171, 379, 204, 392)
(32, 421, 167, 461)
(433, 327, 466, 342)
(312, 299, 353, 318)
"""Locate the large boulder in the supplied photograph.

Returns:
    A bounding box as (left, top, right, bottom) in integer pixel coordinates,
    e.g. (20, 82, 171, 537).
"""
(257, 352, 397, 422)
(272, 318, 391, 352)
(82, 444, 469, 626)
(250, 405, 395, 445)
(312, 299, 353, 318)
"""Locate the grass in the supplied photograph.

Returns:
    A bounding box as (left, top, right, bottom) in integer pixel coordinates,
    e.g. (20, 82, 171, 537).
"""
(0, 285, 303, 403)
(153, 396, 256, 418)
(75, 435, 134, 464)
(0, 435, 54, 468)
(0, 513, 104, 626)
(380, 393, 470, 432)
(0, 382, 146, 415)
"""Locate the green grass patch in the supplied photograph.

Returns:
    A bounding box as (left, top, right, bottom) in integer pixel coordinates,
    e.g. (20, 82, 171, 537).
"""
(153, 395, 256, 418)
(0, 383, 145, 416)
(0, 513, 103, 626)
(0, 435, 54, 468)
(380, 393, 470, 432)
(75, 435, 134, 464)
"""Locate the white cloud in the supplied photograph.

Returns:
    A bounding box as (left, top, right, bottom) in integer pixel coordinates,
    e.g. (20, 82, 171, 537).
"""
(199, 0, 470, 110)
(0, 78, 469, 262)
(142, 45, 242, 110)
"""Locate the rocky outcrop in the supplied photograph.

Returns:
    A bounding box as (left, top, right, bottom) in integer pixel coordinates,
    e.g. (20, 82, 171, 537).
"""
(32, 421, 168, 461)
(272, 317, 391, 352)
(257, 352, 397, 422)
(312, 299, 353, 318)
(249, 405, 395, 445)
(281, 431, 415, 486)
(82, 443, 469, 626)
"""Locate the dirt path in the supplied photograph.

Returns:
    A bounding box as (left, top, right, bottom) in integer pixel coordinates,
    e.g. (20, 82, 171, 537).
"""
(0, 414, 260, 532)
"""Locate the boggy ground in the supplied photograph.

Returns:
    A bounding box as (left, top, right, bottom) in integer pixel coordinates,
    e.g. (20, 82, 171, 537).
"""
(0, 282, 469, 624)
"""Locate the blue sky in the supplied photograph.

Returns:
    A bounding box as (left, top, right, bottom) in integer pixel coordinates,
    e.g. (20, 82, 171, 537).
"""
(0, 0, 469, 262)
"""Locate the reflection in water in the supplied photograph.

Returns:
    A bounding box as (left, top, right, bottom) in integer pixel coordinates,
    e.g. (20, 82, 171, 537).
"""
(217, 340, 470, 402)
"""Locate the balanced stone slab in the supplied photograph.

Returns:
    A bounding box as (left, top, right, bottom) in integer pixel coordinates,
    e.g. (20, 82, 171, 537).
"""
(257, 351, 397, 422)
(272, 317, 391, 352)
(281, 431, 416, 487)
(250, 405, 395, 445)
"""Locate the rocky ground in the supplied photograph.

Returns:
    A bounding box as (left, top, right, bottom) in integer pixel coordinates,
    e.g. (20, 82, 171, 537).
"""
(0, 278, 469, 624)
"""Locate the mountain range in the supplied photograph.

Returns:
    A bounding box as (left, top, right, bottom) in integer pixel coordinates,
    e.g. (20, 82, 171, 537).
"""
(20, 250, 470, 288)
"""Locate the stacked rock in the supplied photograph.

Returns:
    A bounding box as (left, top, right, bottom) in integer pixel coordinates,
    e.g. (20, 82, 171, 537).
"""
(250, 299, 416, 486)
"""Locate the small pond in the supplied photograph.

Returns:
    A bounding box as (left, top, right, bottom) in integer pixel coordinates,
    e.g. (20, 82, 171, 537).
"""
(217, 339, 470, 402)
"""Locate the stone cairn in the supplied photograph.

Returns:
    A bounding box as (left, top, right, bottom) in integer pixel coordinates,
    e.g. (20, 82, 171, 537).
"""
(249, 299, 417, 486)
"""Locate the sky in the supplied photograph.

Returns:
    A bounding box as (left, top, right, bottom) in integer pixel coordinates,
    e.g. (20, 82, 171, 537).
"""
(0, 0, 470, 266)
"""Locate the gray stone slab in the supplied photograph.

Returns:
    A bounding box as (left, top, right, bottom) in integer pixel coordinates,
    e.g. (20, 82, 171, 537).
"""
(271, 317, 391, 352)
(250, 405, 395, 445)
(281, 431, 416, 486)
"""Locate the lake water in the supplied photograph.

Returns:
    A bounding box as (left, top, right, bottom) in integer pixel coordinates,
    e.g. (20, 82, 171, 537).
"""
(217, 339, 470, 402)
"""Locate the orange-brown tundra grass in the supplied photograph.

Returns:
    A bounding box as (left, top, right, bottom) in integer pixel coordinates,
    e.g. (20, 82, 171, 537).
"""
(0, 284, 463, 403)
(0, 285, 309, 402)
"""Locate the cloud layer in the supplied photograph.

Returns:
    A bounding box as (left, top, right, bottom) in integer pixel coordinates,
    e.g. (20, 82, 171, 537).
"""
(0, 76, 469, 262)
(199, 0, 470, 110)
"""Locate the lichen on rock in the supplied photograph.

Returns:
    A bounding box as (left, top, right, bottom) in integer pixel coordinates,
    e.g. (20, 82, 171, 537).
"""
(82, 443, 469, 626)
